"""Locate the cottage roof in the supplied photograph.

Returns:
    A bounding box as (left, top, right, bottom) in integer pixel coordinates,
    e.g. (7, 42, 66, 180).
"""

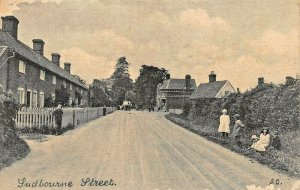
(0, 30, 88, 89)
(190, 80, 228, 99)
(159, 79, 197, 90)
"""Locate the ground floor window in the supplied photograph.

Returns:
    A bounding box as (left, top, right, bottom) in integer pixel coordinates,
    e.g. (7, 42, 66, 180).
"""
(39, 92, 45, 108)
(18, 88, 25, 104)
(32, 91, 38, 107)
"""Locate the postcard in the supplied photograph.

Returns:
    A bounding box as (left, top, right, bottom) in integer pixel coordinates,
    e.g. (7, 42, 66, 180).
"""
(0, 0, 299, 189)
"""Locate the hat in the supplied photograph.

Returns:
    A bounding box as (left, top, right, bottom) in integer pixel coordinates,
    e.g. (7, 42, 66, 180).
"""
(234, 114, 240, 118)
(222, 109, 227, 113)
(262, 127, 269, 130)
(251, 135, 258, 140)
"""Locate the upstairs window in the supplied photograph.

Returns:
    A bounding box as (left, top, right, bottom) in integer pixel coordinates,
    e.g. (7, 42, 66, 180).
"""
(40, 70, 45, 80)
(52, 75, 56, 84)
(18, 60, 26, 73)
(63, 80, 66, 88)
(70, 83, 72, 90)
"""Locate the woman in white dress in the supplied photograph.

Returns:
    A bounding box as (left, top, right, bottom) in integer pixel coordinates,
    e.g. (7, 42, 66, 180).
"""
(218, 109, 230, 138)
(251, 127, 270, 152)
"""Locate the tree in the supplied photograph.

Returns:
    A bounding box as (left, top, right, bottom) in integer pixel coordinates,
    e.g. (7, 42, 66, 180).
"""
(134, 65, 168, 109)
(89, 80, 114, 107)
(55, 86, 70, 106)
(111, 57, 133, 105)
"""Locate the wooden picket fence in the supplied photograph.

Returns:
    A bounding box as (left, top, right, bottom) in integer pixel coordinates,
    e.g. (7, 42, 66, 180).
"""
(15, 107, 116, 129)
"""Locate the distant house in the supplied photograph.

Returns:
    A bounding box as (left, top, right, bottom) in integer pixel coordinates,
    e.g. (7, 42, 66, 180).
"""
(156, 74, 197, 110)
(0, 16, 88, 107)
(190, 71, 235, 101)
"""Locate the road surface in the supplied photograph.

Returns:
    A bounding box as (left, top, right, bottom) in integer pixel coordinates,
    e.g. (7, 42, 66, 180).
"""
(0, 111, 298, 190)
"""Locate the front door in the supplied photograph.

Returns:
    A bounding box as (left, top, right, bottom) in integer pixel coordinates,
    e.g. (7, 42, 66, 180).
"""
(26, 91, 31, 107)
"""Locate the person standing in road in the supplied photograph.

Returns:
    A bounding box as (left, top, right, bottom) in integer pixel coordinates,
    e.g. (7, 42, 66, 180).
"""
(218, 109, 230, 138)
(53, 104, 63, 135)
(231, 114, 245, 147)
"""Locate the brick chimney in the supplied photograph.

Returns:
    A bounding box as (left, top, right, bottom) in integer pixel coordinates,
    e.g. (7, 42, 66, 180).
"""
(258, 77, 264, 86)
(166, 73, 171, 80)
(209, 71, 216, 83)
(1, 16, 19, 39)
(51, 53, 61, 66)
(64, 63, 71, 73)
(185, 74, 191, 89)
(286, 76, 294, 85)
(32, 39, 45, 55)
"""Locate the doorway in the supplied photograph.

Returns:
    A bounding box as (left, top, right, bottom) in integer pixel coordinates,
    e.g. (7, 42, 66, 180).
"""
(26, 90, 31, 107)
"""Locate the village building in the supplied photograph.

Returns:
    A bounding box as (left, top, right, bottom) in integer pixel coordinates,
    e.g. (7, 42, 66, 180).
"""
(0, 16, 88, 108)
(189, 71, 236, 101)
(156, 74, 197, 111)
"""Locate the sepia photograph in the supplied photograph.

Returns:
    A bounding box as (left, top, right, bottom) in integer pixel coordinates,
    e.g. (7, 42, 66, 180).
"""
(0, 0, 299, 189)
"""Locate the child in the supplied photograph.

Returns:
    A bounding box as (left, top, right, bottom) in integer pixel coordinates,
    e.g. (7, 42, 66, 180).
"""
(271, 131, 281, 150)
(231, 114, 245, 147)
(251, 127, 270, 152)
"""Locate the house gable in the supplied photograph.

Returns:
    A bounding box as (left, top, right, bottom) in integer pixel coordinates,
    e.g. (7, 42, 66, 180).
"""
(215, 81, 236, 98)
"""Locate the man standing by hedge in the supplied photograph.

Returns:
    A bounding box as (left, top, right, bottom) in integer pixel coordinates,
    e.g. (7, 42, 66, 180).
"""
(53, 104, 63, 135)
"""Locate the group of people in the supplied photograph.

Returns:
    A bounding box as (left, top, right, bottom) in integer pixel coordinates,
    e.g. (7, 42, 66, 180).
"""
(218, 109, 281, 152)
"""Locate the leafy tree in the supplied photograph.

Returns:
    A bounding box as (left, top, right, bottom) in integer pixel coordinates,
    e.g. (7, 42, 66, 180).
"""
(55, 86, 70, 106)
(89, 80, 114, 106)
(111, 57, 133, 105)
(134, 65, 168, 109)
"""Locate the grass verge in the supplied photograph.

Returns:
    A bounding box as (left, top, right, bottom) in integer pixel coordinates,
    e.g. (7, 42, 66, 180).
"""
(165, 114, 300, 178)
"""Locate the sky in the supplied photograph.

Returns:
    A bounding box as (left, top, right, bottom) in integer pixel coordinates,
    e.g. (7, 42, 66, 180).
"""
(0, 0, 299, 91)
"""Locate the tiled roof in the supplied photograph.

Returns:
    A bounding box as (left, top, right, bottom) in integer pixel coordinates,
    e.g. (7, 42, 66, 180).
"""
(160, 79, 197, 90)
(190, 80, 227, 99)
(0, 30, 88, 89)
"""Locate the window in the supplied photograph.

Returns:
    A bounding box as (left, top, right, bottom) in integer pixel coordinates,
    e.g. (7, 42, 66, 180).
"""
(80, 89, 83, 94)
(39, 92, 45, 108)
(63, 81, 67, 88)
(51, 93, 56, 102)
(32, 91, 37, 107)
(52, 75, 56, 84)
(40, 70, 45, 80)
(18, 88, 25, 104)
(18, 60, 26, 73)
(70, 83, 72, 90)
(76, 86, 79, 91)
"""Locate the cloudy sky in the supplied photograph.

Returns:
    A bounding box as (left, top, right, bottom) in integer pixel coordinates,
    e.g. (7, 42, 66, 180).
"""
(0, 0, 299, 91)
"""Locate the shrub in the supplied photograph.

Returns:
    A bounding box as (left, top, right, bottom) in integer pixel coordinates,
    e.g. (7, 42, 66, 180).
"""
(0, 85, 29, 170)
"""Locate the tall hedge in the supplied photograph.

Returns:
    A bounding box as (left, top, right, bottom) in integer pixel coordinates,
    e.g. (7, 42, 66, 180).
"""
(188, 79, 300, 132)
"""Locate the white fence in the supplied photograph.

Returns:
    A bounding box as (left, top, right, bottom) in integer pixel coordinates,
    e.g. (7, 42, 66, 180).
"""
(15, 107, 116, 129)
(169, 109, 183, 115)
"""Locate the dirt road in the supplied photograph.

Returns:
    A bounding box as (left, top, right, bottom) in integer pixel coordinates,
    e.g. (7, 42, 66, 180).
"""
(0, 111, 298, 190)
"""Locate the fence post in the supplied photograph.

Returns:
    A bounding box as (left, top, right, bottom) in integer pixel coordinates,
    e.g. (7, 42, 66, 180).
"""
(72, 110, 75, 127)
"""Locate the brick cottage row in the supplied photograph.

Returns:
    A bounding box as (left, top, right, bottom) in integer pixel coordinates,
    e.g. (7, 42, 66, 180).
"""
(0, 16, 88, 108)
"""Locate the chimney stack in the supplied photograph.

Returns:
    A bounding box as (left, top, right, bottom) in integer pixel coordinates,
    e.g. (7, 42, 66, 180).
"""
(64, 63, 71, 73)
(32, 39, 45, 55)
(166, 73, 171, 80)
(209, 71, 216, 83)
(1, 16, 19, 39)
(51, 53, 61, 66)
(286, 76, 294, 85)
(258, 77, 264, 86)
(185, 74, 191, 89)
